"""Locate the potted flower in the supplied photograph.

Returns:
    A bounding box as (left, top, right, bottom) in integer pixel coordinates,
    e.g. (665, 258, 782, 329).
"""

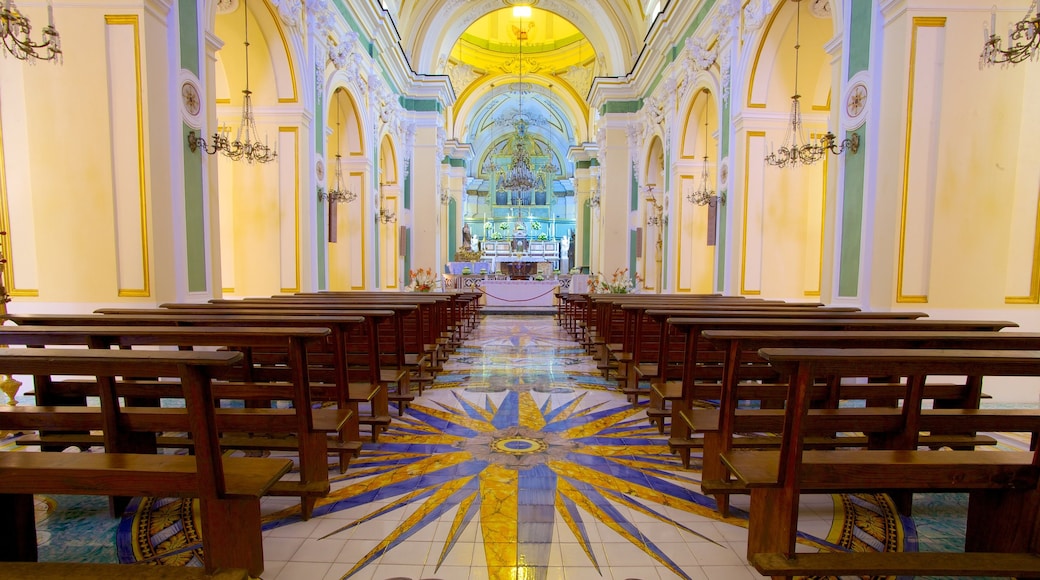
(596, 267, 644, 294)
(407, 267, 439, 292)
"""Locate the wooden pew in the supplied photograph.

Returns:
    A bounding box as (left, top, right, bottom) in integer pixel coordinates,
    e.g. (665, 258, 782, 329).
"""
(661, 317, 1019, 467)
(131, 303, 423, 413)
(0, 325, 350, 519)
(0, 562, 248, 580)
(611, 302, 869, 404)
(207, 296, 445, 390)
(727, 348, 1040, 579)
(5, 313, 386, 456)
(692, 329, 1040, 514)
(0, 349, 291, 577)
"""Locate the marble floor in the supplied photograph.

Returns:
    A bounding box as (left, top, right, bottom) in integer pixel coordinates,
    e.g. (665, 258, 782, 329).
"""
(20, 314, 1016, 580)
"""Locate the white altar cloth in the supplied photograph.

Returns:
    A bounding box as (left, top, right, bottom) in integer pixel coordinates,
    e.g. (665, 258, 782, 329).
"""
(481, 279, 559, 307)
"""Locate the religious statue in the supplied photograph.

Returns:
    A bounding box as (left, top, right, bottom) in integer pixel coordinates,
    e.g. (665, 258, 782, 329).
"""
(461, 223, 472, 248)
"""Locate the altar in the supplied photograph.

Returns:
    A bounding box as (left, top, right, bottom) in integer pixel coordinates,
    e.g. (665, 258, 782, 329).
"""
(480, 279, 559, 307)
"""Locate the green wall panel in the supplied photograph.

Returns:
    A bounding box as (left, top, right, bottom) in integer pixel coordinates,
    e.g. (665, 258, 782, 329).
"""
(178, 0, 199, 76)
(183, 124, 207, 292)
(838, 128, 866, 297)
(848, 0, 872, 78)
(582, 202, 591, 268)
(448, 198, 458, 261)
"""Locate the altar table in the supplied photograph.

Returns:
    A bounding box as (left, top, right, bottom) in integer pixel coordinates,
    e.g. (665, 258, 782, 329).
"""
(480, 279, 559, 307)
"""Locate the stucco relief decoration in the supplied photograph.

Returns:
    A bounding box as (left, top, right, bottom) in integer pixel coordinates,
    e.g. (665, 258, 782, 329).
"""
(719, 51, 732, 104)
(306, 0, 336, 39)
(403, 124, 416, 176)
(685, 36, 717, 71)
(742, 0, 774, 44)
(436, 127, 447, 164)
(500, 56, 543, 75)
(216, 0, 238, 15)
(539, 1, 580, 27)
(314, 61, 323, 103)
(447, 60, 482, 94)
(626, 122, 642, 172)
(712, 0, 741, 45)
(329, 31, 358, 70)
(559, 63, 593, 98)
(271, 0, 303, 31)
(674, 66, 692, 104)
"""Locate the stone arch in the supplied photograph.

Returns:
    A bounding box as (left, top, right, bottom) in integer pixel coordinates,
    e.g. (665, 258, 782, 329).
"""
(207, 0, 304, 297)
(675, 87, 720, 294)
(326, 87, 368, 291)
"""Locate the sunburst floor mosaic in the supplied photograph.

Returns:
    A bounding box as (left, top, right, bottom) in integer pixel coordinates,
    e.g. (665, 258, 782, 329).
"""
(15, 314, 1016, 580)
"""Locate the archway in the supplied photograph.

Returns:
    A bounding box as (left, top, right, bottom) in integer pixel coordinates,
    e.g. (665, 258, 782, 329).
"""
(642, 136, 665, 292)
(212, 0, 300, 296)
(377, 135, 400, 289)
(676, 88, 719, 294)
(326, 87, 367, 290)
(737, 0, 832, 298)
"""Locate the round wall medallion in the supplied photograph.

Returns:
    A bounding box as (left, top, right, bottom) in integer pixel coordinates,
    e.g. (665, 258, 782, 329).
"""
(845, 82, 868, 119)
(181, 82, 201, 117)
(718, 157, 730, 190)
(316, 159, 325, 182)
(178, 73, 204, 129)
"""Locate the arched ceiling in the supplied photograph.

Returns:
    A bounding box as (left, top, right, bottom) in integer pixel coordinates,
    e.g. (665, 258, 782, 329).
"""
(373, 1, 666, 182)
(389, 0, 650, 78)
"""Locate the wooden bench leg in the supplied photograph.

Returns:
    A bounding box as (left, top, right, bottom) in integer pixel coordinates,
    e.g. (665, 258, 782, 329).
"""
(747, 487, 799, 561)
(198, 498, 265, 578)
(0, 493, 38, 562)
(966, 488, 1040, 554)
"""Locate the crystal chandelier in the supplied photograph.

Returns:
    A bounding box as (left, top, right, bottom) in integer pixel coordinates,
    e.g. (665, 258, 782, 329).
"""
(318, 104, 356, 204)
(376, 183, 396, 224)
(981, 1, 1040, 66)
(687, 117, 723, 206)
(765, 0, 857, 168)
(497, 22, 540, 197)
(188, 0, 277, 164)
(1, 0, 61, 62)
(492, 10, 551, 198)
(497, 123, 542, 195)
(644, 184, 666, 227)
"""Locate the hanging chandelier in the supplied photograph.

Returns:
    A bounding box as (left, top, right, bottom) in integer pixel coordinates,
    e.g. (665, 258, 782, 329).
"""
(981, 1, 1040, 66)
(1, 0, 61, 63)
(497, 123, 542, 195)
(319, 102, 357, 204)
(688, 117, 722, 206)
(493, 9, 550, 197)
(376, 183, 396, 223)
(188, 0, 277, 164)
(764, 0, 857, 168)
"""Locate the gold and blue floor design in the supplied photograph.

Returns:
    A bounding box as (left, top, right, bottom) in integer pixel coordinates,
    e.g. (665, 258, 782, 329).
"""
(10, 314, 1020, 579)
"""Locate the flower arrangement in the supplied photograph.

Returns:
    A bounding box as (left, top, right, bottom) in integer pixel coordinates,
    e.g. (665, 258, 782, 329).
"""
(408, 267, 439, 292)
(595, 267, 643, 294)
(537, 233, 548, 240)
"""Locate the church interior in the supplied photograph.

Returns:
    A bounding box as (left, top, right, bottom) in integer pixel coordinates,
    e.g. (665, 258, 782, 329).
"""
(2, 0, 1040, 579)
